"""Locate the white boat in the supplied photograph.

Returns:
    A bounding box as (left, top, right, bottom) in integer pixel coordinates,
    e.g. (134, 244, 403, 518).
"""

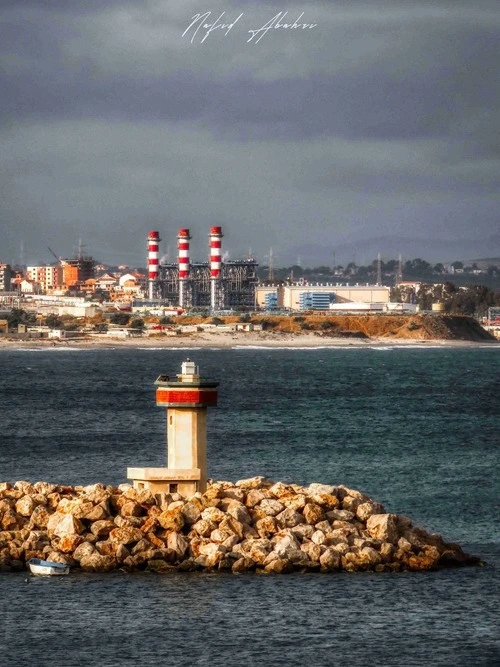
(28, 558, 70, 576)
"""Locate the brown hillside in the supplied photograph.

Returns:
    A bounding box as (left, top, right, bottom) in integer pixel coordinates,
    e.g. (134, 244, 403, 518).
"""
(313, 314, 495, 341)
(170, 314, 494, 341)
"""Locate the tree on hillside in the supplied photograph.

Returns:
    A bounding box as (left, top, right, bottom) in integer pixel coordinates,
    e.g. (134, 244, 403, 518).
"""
(6, 309, 36, 328)
(404, 258, 432, 277)
(45, 314, 64, 329)
(110, 313, 130, 325)
(130, 318, 145, 330)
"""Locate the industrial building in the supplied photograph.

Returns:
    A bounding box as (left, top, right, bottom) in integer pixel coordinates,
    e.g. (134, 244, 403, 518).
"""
(256, 284, 391, 311)
(148, 227, 258, 311)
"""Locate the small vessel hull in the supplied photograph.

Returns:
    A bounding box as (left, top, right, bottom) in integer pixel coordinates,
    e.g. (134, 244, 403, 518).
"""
(28, 558, 70, 576)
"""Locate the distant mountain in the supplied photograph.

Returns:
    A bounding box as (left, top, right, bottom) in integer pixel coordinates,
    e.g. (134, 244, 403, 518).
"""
(286, 235, 500, 267)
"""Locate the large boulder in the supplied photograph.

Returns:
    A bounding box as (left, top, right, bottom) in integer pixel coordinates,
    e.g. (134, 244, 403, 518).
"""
(192, 519, 216, 537)
(225, 502, 251, 525)
(303, 503, 326, 525)
(219, 516, 246, 539)
(181, 501, 202, 525)
(52, 514, 85, 538)
(57, 498, 94, 518)
(249, 539, 273, 565)
(119, 501, 144, 518)
(255, 516, 278, 538)
(356, 502, 384, 522)
(281, 495, 307, 511)
(167, 532, 189, 559)
(201, 506, 226, 524)
(158, 507, 185, 532)
(308, 483, 336, 496)
(309, 494, 340, 510)
(1, 509, 21, 531)
(276, 508, 304, 528)
(264, 557, 293, 574)
(109, 526, 144, 545)
(327, 509, 355, 522)
(319, 548, 341, 571)
(15, 496, 36, 517)
(81, 484, 113, 505)
(245, 489, 269, 507)
(90, 520, 116, 539)
(232, 557, 254, 572)
(33, 481, 57, 495)
(300, 542, 322, 562)
(73, 541, 96, 561)
(80, 553, 117, 572)
(366, 514, 399, 543)
(58, 534, 84, 553)
(235, 476, 269, 489)
(83, 504, 110, 522)
(198, 542, 225, 568)
(28, 504, 51, 529)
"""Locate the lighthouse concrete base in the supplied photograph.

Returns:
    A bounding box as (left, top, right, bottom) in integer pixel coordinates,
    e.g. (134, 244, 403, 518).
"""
(127, 467, 202, 496)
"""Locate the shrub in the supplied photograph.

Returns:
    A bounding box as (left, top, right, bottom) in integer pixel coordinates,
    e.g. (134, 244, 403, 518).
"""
(110, 313, 130, 325)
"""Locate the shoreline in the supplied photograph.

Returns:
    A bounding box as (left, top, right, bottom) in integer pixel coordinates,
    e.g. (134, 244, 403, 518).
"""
(0, 332, 497, 350)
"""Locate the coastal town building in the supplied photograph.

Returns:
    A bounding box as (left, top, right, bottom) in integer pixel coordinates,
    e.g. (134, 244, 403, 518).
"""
(27, 265, 63, 292)
(62, 256, 95, 285)
(95, 273, 118, 290)
(19, 279, 39, 294)
(0, 263, 12, 292)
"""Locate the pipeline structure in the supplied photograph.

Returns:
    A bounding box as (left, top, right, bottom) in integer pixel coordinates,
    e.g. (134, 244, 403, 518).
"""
(147, 227, 258, 310)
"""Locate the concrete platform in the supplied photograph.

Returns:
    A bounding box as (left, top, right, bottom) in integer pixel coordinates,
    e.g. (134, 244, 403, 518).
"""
(127, 467, 202, 495)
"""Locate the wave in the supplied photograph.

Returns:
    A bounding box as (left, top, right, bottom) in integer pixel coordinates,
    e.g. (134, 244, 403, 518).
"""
(231, 345, 355, 351)
(1, 346, 87, 352)
(137, 346, 204, 351)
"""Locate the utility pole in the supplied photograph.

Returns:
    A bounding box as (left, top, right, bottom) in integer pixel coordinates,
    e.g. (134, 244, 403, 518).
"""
(396, 254, 403, 285)
(377, 253, 382, 285)
(19, 240, 25, 270)
(268, 247, 274, 282)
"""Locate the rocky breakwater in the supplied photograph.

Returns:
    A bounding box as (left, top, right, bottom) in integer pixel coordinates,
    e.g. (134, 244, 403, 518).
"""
(0, 478, 481, 574)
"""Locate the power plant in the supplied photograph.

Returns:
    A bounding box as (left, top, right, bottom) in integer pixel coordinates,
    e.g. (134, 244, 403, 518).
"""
(149, 227, 258, 310)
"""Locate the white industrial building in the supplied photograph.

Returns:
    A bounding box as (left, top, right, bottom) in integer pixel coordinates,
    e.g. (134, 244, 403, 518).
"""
(256, 284, 391, 311)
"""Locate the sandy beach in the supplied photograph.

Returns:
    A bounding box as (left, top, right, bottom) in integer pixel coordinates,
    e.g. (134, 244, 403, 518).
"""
(0, 331, 496, 349)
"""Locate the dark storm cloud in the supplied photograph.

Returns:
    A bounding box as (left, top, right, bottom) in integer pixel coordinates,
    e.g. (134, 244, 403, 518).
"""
(2, 3, 498, 142)
(0, 0, 499, 265)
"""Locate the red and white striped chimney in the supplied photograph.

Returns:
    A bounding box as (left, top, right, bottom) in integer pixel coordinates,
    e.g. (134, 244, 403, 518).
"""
(209, 226, 223, 310)
(177, 228, 191, 308)
(147, 230, 161, 300)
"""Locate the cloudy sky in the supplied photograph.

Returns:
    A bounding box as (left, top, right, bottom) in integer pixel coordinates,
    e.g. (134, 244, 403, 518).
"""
(1, 0, 499, 267)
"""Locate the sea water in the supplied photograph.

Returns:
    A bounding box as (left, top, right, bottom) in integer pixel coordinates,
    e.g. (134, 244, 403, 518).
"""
(0, 346, 498, 666)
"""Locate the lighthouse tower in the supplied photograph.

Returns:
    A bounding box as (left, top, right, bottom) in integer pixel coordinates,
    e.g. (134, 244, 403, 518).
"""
(127, 360, 218, 496)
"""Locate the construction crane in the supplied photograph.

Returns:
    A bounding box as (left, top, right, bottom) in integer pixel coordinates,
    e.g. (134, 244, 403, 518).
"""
(48, 247, 66, 265)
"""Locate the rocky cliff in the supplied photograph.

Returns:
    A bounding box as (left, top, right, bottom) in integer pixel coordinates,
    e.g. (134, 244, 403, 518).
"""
(0, 478, 480, 574)
(258, 314, 495, 341)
